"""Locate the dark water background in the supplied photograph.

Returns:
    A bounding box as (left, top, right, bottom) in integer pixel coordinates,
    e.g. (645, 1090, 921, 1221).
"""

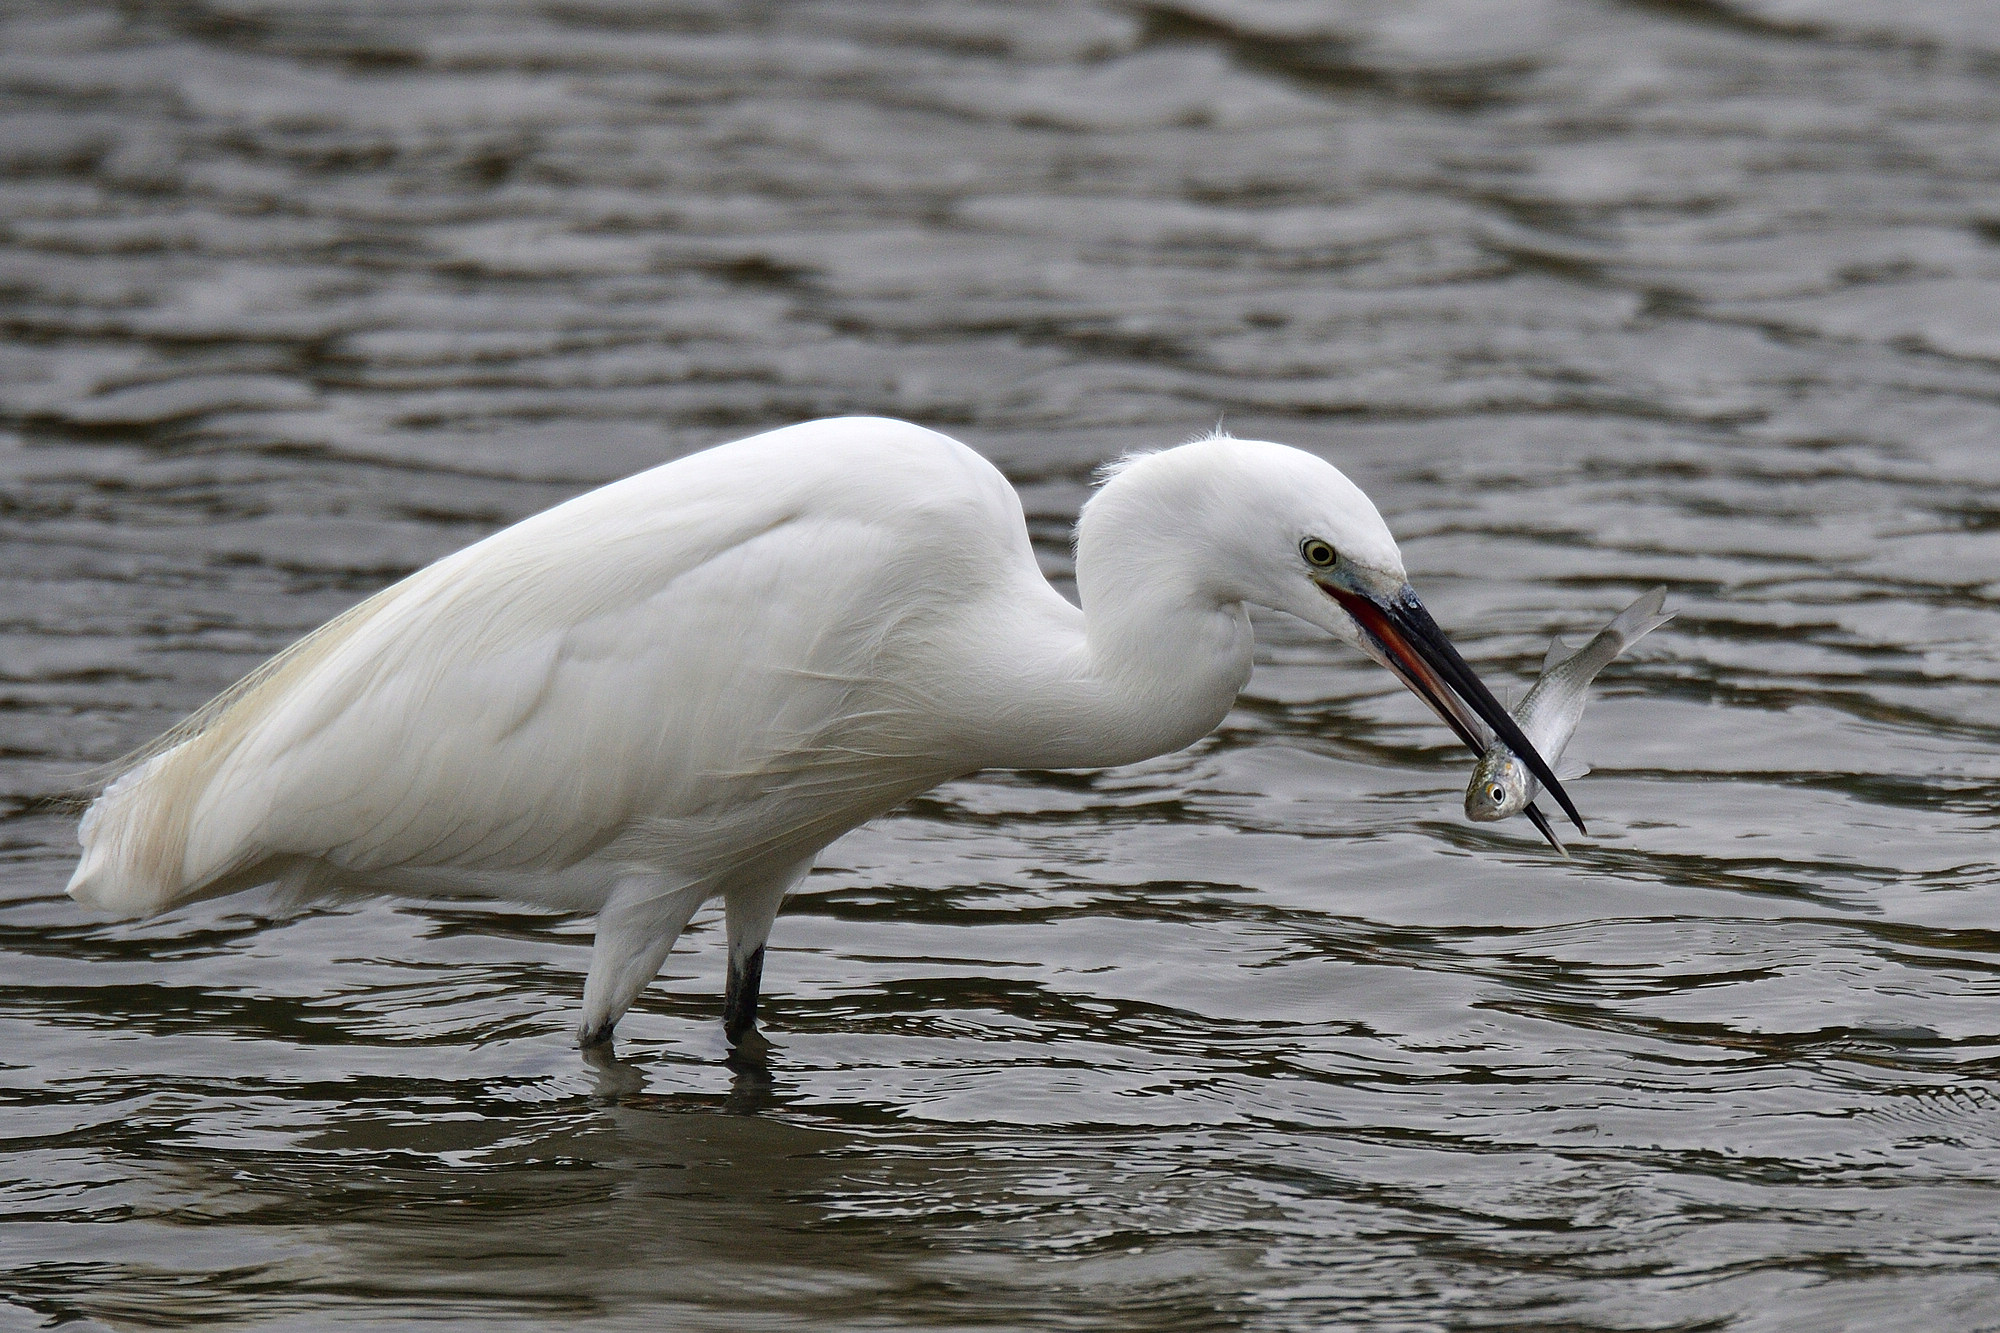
(6, 1, 2000, 1328)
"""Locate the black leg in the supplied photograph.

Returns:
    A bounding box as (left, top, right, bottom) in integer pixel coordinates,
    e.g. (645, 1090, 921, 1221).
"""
(724, 944, 765, 1045)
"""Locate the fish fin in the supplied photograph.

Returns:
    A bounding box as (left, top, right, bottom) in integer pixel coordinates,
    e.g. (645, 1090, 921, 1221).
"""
(1541, 636, 1571, 672)
(1554, 758, 1591, 782)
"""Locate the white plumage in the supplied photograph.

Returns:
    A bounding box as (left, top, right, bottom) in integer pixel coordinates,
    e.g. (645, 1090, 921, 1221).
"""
(70, 416, 1572, 1046)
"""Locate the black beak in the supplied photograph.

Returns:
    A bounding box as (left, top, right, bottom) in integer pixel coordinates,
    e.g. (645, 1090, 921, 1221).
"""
(1522, 803, 1568, 857)
(1324, 583, 1586, 838)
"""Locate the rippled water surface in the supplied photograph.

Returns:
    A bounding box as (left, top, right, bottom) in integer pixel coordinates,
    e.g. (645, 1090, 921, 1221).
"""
(7, 1, 2000, 1328)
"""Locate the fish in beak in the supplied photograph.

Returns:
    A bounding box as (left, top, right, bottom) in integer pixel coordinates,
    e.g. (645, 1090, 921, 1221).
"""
(1322, 583, 1586, 840)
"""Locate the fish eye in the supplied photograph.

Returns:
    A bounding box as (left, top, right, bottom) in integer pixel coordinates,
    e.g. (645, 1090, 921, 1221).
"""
(1488, 784, 1505, 803)
(1301, 538, 1336, 568)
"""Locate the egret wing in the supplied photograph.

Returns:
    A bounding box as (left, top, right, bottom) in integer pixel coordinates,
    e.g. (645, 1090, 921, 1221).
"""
(71, 419, 1026, 913)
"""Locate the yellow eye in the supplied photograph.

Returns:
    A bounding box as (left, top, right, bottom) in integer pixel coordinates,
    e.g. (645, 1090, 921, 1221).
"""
(1301, 539, 1336, 568)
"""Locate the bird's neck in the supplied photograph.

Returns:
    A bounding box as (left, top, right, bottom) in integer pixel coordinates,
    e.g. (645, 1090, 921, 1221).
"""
(964, 514, 1255, 772)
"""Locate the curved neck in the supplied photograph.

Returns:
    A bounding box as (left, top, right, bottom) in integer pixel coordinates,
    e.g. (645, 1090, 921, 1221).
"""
(967, 600, 1251, 773)
(952, 496, 1255, 772)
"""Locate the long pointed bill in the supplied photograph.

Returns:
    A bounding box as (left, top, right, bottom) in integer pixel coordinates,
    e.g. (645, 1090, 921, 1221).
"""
(1523, 803, 1567, 857)
(1323, 583, 1586, 836)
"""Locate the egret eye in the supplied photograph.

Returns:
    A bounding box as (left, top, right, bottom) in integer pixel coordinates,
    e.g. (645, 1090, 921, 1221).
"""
(1301, 538, 1337, 568)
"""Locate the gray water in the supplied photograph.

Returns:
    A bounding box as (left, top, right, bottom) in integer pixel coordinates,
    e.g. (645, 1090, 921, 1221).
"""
(5, 1, 2000, 1329)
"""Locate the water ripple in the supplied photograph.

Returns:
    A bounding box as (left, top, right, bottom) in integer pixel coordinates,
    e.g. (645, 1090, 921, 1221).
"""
(5, 0, 2000, 1328)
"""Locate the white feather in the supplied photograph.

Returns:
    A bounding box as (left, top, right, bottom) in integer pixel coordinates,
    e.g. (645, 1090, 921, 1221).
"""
(73, 418, 1040, 913)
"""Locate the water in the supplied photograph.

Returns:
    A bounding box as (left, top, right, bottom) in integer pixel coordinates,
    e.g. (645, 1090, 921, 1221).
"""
(5, 1, 2000, 1328)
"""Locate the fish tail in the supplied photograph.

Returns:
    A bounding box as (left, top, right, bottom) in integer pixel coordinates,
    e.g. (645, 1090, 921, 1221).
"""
(1565, 587, 1675, 679)
(1606, 586, 1675, 649)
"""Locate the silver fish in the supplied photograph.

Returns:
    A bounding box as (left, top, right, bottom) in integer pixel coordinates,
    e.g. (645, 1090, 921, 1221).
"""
(1466, 587, 1674, 851)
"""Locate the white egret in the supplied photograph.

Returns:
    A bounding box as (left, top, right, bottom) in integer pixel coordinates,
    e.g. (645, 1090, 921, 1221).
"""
(68, 417, 1578, 1047)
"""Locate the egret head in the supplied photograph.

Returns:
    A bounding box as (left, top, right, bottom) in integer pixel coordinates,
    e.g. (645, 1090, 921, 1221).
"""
(1082, 435, 1584, 836)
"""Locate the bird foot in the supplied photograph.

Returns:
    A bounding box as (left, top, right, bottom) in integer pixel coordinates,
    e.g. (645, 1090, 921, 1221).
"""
(724, 1025, 773, 1071)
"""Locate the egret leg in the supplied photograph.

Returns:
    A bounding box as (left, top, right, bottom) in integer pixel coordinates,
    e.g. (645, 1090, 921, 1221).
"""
(723, 946, 764, 1046)
(722, 860, 811, 1046)
(578, 875, 704, 1048)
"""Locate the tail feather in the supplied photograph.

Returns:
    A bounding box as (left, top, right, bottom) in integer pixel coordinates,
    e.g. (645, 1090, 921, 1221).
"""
(67, 578, 405, 918)
(70, 739, 314, 918)
(67, 742, 205, 917)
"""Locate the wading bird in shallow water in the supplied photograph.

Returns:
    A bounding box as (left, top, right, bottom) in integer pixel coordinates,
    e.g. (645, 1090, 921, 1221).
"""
(68, 417, 1578, 1048)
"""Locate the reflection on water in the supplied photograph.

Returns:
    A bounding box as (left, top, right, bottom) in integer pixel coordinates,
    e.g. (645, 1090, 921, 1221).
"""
(6, 0, 2000, 1328)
